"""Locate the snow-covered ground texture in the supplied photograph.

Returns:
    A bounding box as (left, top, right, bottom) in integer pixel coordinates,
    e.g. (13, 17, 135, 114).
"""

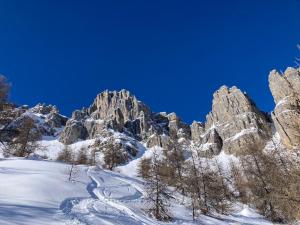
(0, 158, 90, 225)
(0, 156, 275, 225)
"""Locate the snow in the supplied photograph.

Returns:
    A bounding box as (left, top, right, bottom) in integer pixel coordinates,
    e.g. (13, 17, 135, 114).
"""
(276, 99, 287, 107)
(36, 139, 96, 160)
(200, 142, 214, 150)
(37, 139, 65, 159)
(0, 158, 90, 225)
(117, 145, 162, 177)
(178, 137, 186, 143)
(215, 151, 238, 171)
(0, 121, 278, 225)
(224, 127, 258, 142)
(85, 118, 104, 125)
(0, 156, 276, 225)
(200, 124, 216, 138)
(237, 206, 260, 218)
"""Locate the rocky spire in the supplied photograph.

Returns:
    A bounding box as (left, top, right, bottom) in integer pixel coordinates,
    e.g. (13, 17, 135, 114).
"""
(60, 89, 191, 145)
(89, 89, 151, 123)
(191, 85, 272, 155)
(269, 67, 300, 150)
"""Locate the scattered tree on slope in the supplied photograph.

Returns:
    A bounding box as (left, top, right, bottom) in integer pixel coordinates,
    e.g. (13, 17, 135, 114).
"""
(232, 145, 300, 223)
(10, 116, 40, 157)
(139, 151, 172, 221)
(0, 75, 10, 104)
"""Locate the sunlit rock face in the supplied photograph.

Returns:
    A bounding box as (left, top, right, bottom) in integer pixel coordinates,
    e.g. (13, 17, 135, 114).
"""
(269, 67, 300, 150)
(60, 89, 191, 148)
(0, 103, 67, 143)
(191, 86, 272, 155)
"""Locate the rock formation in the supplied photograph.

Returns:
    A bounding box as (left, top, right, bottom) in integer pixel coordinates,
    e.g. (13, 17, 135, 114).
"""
(0, 103, 67, 143)
(191, 86, 272, 155)
(190, 121, 205, 143)
(60, 90, 191, 148)
(60, 85, 277, 156)
(4, 65, 300, 159)
(269, 67, 300, 150)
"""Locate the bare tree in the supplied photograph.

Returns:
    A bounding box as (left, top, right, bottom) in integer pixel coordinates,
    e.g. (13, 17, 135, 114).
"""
(137, 157, 151, 179)
(0, 75, 10, 104)
(90, 145, 98, 166)
(67, 161, 79, 182)
(185, 150, 232, 219)
(57, 145, 74, 163)
(295, 44, 300, 66)
(102, 138, 125, 170)
(239, 147, 279, 221)
(1, 142, 11, 157)
(57, 145, 79, 182)
(76, 146, 88, 164)
(185, 153, 203, 220)
(11, 116, 40, 157)
(165, 142, 186, 194)
(209, 158, 232, 214)
(235, 146, 300, 223)
(144, 151, 172, 221)
(229, 159, 249, 204)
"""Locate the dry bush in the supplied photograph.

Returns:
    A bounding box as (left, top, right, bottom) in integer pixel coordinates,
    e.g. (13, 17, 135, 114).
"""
(11, 116, 40, 157)
(144, 151, 172, 221)
(0, 75, 10, 103)
(233, 146, 300, 223)
(137, 157, 151, 179)
(76, 146, 88, 165)
(57, 145, 74, 163)
(185, 152, 232, 219)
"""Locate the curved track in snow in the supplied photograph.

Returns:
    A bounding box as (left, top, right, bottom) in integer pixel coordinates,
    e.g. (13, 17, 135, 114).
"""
(0, 158, 274, 225)
(60, 167, 158, 225)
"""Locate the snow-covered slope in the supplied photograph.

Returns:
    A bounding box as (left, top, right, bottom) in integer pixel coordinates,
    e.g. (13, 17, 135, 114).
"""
(0, 158, 90, 225)
(0, 157, 274, 225)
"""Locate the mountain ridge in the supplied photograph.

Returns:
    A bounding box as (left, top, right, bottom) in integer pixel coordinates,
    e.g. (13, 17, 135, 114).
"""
(1, 67, 300, 157)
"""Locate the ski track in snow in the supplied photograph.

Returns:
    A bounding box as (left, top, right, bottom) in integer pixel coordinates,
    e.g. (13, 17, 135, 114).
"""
(60, 166, 160, 225)
(0, 158, 276, 225)
(61, 167, 273, 225)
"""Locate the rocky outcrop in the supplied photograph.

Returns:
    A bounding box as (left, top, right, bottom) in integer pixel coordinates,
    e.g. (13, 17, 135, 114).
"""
(60, 90, 152, 144)
(60, 84, 280, 156)
(167, 113, 191, 139)
(0, 105, 28, 142)
(90, 90, 151, 121)
(0, 103, 66, 143)
(191, 86, 272, 155)
(269, 67, 300, 150)
(60, 90, 155, 144)
(191, 121, 205, 143)
(60, 90, 191, 147)
(200, 128, 223, 156)
(89, 89, 152, 134)
(3, 67, 298, 161)
(46, 112, 68, 128)
(146, 133, 171, 149)
(59, 120, 88, 145)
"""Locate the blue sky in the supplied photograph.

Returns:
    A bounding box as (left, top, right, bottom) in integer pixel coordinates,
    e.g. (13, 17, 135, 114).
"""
(0, 0, 299, 123)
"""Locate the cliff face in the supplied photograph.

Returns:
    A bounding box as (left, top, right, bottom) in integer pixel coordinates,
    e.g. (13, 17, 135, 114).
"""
(191, 86, 272, 155)
(4, 66, 299, 157)
(269, 67, 300, 150)
(59, 67, 300, 155)
(0, 103, 67, 143)
(59, 89, 191, 150)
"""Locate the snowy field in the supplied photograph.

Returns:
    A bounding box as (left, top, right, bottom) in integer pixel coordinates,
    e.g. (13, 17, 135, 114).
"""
(0, 156, 275, 225)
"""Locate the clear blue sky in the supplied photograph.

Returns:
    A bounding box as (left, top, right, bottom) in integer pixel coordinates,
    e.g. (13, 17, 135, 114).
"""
(0, 0, 299, 123)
